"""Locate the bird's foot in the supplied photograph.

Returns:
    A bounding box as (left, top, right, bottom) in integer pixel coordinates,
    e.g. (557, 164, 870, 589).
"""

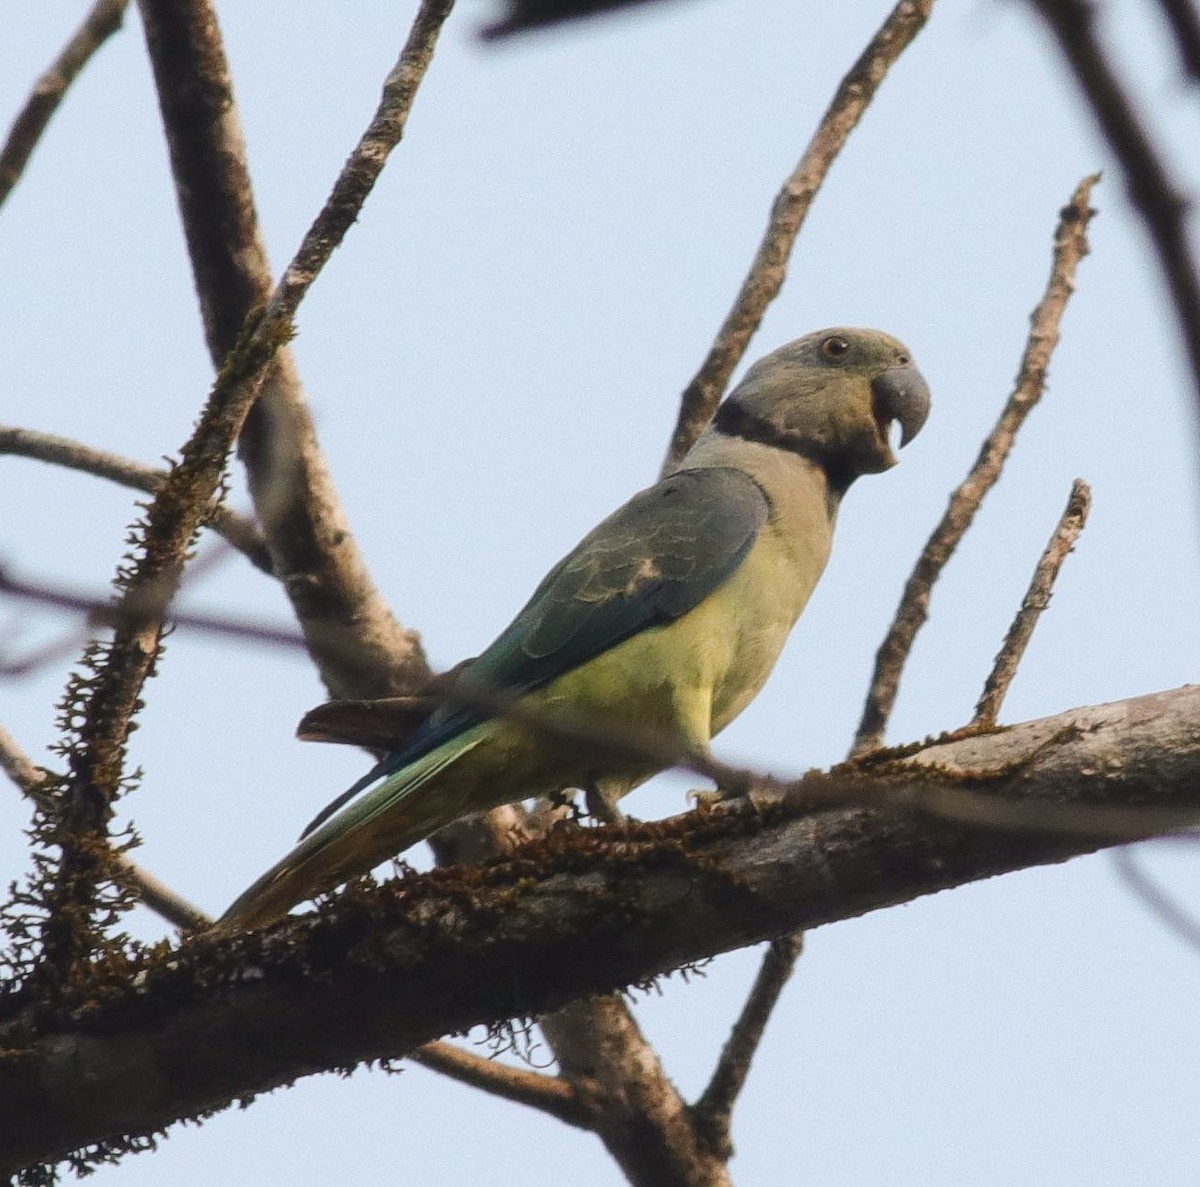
(546, 787, 587, 824)
(583, 783, 629, 827)
(687, 783, 747, 810)
(689, 779, 785, 815)
(687, 786, 727, 810)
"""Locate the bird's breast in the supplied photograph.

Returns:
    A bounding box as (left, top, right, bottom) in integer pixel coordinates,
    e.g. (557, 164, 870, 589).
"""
(525, 470, 834, 756)
(699, 516, 831, 734)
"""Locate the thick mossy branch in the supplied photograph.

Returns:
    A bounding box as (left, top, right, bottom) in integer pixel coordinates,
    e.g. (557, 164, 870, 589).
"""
(37, 313, 288, 983)
(3, 685, 1197, 1176)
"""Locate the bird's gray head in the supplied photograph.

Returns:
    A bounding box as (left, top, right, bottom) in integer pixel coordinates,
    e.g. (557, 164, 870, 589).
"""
(712, 327, 931, 491)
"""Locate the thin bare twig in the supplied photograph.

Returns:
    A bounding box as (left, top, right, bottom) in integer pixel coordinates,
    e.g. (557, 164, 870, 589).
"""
(0, 721, 45, 793)
(972, 479, 1091, 727)
(620, 10, 934, 1161)
(409, 1041, 594, 1127)
(0, 0, 129, 209)
(1111, 840, 1200, 955)
(0, 624, 98, 680)
(302, 680, 1200, 840)
(0, 537, 253, 676)
(851, 175, 1099, 757)
(1028, 1, 1200, 432)
(0, 721, 209, 931)
(660, 0, 933, 473)
(481, 0, 677, 40)
(1154, 0, 1200, 81)
(248, 0, 456, 361)
(0, 424, 272, 571)
(0, 564, 307, 667)
(113, 861, 211, 932)
(691, 931, 804, 1159)
(11, 573, 1187, 852)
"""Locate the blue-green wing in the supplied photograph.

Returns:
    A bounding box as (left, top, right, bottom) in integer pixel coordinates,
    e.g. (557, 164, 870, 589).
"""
(300, 466, 768, 836)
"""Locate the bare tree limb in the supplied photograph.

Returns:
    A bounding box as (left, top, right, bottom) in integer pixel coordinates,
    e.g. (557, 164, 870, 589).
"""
(660, 0, 933, 473)
(1111, 840, 1200, 955)
(972, 479, 1091, 727)
(137, 0, 446, 697)
(409, 1041, 594, 1128)
(1028, 1, 1200, 431)
(0, 424, 272, 572)
(541, 998, 733, 1187)
(0, 564, 307, 659)
(690, 931, 804, 1160)
(0, 721, 46, 794)
(1154, 0, 1200, 81)
(5, 684, 1198, 1174)
(852, 174, 1098, 757)
(0, 721, 208, 932)
(481, 0, 691, 40)
(112, 863, 210, 933)
(0, 0, 128, 210)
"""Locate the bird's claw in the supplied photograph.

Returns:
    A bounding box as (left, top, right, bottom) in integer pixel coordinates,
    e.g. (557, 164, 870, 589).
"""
(687, 786, 737, 810)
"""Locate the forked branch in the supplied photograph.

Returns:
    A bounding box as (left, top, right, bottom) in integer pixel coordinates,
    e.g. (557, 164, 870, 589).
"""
(852, 174, 1098, 756)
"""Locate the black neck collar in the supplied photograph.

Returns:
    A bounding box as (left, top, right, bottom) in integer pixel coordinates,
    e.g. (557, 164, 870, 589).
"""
(712, 401, 856, 498)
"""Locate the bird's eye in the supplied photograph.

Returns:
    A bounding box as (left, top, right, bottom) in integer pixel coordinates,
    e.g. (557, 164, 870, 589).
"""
(821, 335, 850, 361)
(896, 352, 910, 365)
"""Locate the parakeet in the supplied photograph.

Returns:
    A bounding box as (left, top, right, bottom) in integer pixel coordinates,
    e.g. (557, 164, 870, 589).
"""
(218, 328, 930, 930)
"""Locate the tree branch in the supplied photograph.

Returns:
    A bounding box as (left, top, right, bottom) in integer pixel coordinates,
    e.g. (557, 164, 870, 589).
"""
(541, 997, 732, 1187)
(0, 721, 47, 794)
(852, 174, 1098, 756)
(0, 0, 128, 210)
(1154, 0, 1200, 81)
(1154, 0, 1200, 82)
(481, 0, 690, 40)
(1111, 841, 1200, 956)
(0, 564, 307, 658)
(690, 931, 804, 1160)
(39, 0, 457, 979)
(660, 0, 933, 473)
(409, 1041, 594, 1128)
(1027, 1, 1200, 432)
(137, 0, 446, 698)
(4, 684, 1198, 1174)
(972, 479, 1091, 727)
(0, 424, 272, 571)
(580, 9, 928, 1162)
(0, 722, 208, 932)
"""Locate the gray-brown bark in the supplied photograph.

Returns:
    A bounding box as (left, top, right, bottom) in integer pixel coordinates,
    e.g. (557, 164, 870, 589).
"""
(3, 684, 1197, 1174)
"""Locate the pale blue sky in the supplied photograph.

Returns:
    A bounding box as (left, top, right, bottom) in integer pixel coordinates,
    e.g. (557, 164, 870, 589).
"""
(3, 2, 1199, 1183)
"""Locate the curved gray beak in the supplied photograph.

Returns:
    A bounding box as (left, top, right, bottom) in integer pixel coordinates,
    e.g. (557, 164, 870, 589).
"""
(871, 365, 931, 448)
